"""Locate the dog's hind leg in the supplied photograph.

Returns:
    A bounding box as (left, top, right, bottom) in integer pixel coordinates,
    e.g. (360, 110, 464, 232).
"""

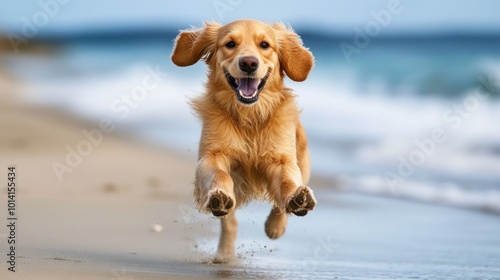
(213, 211, 238, 263)
(265, 207, 288, 239)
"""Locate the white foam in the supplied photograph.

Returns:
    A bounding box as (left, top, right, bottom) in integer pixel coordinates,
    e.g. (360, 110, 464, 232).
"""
(295, 76, 500, 182)
(340, 174, 500, 214)
(22, 63, 202, 150)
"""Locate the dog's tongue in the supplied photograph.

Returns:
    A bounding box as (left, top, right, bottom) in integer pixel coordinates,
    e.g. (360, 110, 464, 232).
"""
(237, 78, 259, 97)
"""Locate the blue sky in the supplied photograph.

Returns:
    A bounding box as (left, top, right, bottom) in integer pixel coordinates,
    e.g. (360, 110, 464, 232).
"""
(1, 0, 500, 34)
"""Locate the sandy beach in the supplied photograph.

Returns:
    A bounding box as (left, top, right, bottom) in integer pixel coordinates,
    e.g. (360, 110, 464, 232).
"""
(1, 92, 500, 280)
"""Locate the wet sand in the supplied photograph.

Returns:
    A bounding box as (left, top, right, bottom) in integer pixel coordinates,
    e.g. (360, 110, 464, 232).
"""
(1, 102, 500, 280)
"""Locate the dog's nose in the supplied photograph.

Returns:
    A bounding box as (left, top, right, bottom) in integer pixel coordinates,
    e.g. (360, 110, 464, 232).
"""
(239, 56, 259, 74)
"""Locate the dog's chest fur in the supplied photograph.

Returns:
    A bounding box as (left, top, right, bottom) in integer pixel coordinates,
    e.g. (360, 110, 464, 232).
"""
(195, 93, 300, 199)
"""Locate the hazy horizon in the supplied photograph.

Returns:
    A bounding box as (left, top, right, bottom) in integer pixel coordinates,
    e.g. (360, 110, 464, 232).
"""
(2, 0, 500, 36)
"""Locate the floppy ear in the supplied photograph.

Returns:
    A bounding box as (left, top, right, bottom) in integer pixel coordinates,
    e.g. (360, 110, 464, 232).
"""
(171, 22, 221, 67)
(273, 23, 314, 82)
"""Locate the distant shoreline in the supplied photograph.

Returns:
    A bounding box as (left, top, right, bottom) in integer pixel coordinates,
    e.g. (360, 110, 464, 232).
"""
(3, 26, 500, 44)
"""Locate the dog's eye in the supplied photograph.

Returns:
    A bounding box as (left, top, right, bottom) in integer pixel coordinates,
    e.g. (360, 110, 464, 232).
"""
(225, 41, 236, 48)
(260, 42, 269, 49)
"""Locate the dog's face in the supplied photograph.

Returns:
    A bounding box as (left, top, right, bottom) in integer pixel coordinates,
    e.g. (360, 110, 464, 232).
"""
(172, 20, 313, 105)
(217, 20, 276, 104)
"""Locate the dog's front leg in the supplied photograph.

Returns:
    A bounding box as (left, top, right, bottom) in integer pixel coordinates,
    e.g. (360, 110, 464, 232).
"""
(265, 156, 316, 238)
(194, 151, 235, 215)
(267, 156, 316, 213)
(194, 151, 237, 262)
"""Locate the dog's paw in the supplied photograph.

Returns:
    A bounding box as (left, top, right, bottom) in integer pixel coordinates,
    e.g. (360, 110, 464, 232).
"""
(286, 186, 316, 216)
(211, 255, 232, 264)
(207, 190, 234, 217)
(265, 210, 287, 239)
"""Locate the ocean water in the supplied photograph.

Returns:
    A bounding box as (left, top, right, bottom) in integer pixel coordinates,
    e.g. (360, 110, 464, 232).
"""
(5, 31, 500, 214)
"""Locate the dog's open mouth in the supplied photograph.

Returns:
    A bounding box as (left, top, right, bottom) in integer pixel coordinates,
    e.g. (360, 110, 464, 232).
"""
(225, 70, 270, 105)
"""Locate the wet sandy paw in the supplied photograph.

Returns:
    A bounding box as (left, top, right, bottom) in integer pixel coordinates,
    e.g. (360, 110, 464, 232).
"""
(207, 190, 234, 217)
(286, 186, 316, 216)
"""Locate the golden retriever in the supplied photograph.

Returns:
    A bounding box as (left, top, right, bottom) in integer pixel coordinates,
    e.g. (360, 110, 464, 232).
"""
(171, 19, 316, 263)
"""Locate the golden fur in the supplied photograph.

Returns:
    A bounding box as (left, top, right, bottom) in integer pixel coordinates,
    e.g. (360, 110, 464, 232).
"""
(171, 19, 316, 263)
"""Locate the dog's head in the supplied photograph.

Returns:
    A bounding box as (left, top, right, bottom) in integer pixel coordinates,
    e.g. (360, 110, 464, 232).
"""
(171, 20, 314, 105)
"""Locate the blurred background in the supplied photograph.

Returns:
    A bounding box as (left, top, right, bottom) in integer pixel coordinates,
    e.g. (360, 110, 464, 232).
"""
(1, 0, 499, 213)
